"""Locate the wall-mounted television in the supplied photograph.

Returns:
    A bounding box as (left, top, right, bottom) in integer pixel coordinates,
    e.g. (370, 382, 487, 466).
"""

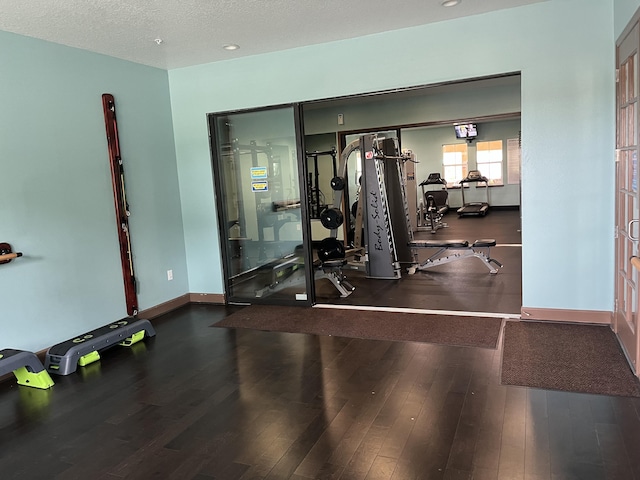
(454, 123, 478, 139)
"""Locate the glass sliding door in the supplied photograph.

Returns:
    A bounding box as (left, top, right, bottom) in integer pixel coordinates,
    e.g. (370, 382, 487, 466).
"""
(209, 106, 313, 305)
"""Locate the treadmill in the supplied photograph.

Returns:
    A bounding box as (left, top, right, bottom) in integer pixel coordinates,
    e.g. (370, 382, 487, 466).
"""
(457, 170, 489, 216)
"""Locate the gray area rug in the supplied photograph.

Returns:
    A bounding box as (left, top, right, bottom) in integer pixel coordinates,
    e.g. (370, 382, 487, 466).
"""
(502, 321, 640, 397)
(213, 305, 503, 349)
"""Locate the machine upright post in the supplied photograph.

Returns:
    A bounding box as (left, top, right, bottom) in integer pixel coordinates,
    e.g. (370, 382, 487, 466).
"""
(360, 135, 401, 279)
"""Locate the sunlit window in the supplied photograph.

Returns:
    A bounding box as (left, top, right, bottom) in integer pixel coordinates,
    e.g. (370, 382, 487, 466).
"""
(476, 140, 504, 186)
(442, 143, 468, 187)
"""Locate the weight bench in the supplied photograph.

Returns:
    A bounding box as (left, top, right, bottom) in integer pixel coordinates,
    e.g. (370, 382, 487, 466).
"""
(0, 349, 54, 389)
(45, 317, 156, 376)
(255, 255, 304, 298)
(408, 239, 503, 274)
(315, 258, 355, 298)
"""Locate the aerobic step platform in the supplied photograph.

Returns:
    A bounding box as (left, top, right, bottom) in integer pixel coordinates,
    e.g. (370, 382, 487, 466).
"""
(45, 317, 156, 376)
(0, 349, 55, 389)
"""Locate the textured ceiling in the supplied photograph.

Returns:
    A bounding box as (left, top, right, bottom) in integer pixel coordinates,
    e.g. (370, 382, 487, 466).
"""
(0, 0, 547, 70)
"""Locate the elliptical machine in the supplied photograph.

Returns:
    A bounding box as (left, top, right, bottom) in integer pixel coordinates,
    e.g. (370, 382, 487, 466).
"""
(418, 173, 449, 234)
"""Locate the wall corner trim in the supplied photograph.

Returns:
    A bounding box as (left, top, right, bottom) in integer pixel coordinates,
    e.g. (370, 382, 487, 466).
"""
(138, 293, 191, 319)
(138, 293, 226, 320)
(189, 293, 226, 304)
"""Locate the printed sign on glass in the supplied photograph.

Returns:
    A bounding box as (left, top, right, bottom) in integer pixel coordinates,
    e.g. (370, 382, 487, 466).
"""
(250, 167, 268, 179)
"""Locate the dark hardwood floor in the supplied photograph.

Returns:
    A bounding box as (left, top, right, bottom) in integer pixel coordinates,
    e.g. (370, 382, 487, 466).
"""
(317, 209, 522, 315)
(1, 304, 639, 480)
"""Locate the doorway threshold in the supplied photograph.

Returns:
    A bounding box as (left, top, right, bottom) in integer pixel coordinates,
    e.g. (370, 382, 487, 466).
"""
(313, 303, 521, 320)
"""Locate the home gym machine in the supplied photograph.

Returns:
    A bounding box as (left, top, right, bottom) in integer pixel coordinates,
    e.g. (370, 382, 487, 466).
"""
(316, 136, 502, 280)
(311, 141, 357, 297)
(417, 173, 449, 234)
(316, 134, 416, 283)
(306, 148, 337, 219)
(457, 170, 490, 216)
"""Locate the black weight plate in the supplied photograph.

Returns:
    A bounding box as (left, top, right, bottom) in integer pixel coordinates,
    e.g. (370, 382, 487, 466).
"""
(318, 237, 345, 261)
(320, 208, 344, 229)
(330, 176, 345, 190)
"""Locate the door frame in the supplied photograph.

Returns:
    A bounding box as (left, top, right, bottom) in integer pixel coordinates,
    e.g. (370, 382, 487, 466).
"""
(614, 12, 640, 377)
(207, 103, 315, 306)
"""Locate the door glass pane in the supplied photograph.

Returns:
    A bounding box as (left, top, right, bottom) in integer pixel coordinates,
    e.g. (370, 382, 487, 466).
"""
(621, 61, 628, 105)
(632, 103, 637, 148)
(624, 105, 629, 147)
(212, 107, 308, 303)
(633, 264, 638, 332)
(631, 53, 637, 99)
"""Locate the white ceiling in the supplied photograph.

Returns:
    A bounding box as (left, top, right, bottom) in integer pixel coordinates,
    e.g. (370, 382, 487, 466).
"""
(0, 0, 546, 70)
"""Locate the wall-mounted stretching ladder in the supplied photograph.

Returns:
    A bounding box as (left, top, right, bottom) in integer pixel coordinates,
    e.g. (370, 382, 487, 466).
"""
(101, 93, 138, 316)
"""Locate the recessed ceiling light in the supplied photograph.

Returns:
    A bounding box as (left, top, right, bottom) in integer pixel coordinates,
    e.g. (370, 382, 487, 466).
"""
(223, 44, 240, 51)
(441, 0, 460, 6)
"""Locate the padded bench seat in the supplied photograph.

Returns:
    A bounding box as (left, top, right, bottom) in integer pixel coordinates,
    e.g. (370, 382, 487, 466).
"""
(407, 238, 502, 275)
(409, 239, 469, 248)
(472, 239, 497, 248)
(409, 239, 497, 249)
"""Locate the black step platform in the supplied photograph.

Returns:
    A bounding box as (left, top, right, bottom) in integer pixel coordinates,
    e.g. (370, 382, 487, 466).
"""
(45, 317, 156, 375)
(0, 348, 54, 389)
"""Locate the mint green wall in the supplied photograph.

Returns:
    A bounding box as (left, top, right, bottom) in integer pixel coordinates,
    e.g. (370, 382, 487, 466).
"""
(169, 0, 615, 312)
(0, 31, 187, 352)
(615, 0, 640, 36)
(304, 82, 521, 208)
(303, 80, 521, 136)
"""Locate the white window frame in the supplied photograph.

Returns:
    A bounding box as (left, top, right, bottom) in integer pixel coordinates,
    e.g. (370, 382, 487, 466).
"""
(442, 143, 468, 188)
(476, 140, 504, 186)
